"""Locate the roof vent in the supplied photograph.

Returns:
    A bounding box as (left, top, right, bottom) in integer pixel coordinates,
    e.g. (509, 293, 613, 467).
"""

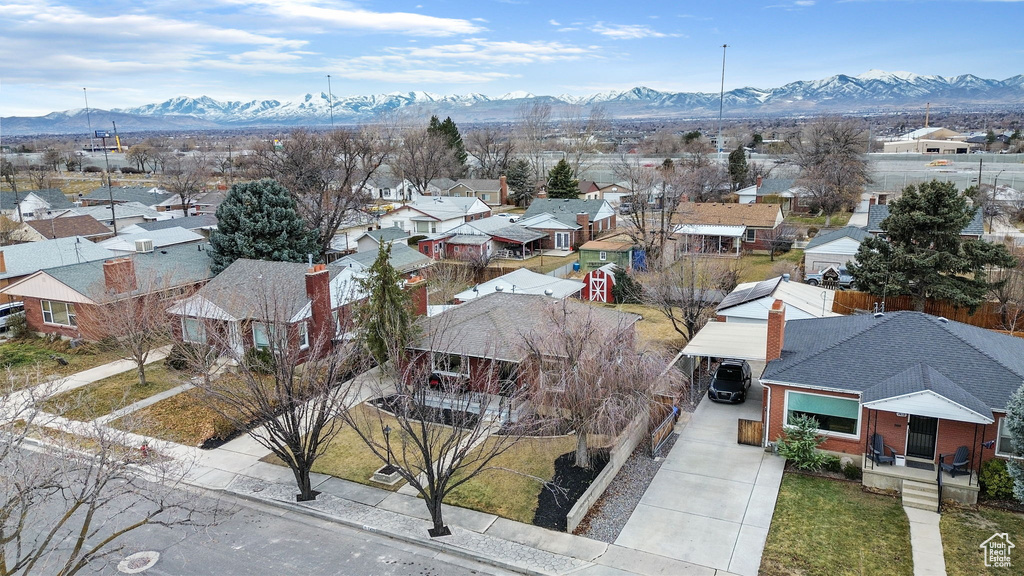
(937, 317, 949, 323)
(134, 239, 154, 253)
(544, 289, 554, 296)
(873, 312, 885, 318)
(495, 285, 504, 292)
(782, 273, 790, 282)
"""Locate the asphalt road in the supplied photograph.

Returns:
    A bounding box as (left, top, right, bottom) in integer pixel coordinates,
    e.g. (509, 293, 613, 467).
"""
(90, 493, 517, 576)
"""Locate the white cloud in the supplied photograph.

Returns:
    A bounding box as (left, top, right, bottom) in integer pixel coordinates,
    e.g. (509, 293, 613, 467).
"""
(549, 19, 561, 25)
(222, 0, 485, 36)
(589, 22, 675, 40)
(354, 39, 597, 67)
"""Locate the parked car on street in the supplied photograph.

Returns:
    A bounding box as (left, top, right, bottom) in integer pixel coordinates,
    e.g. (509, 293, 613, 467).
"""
(708, 359, 752, 403)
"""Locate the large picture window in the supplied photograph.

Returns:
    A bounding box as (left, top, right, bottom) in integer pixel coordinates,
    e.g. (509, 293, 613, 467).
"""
(41, 300, 76, 327)
(786, 391, 859, 436)
(432, 353, 468, 377)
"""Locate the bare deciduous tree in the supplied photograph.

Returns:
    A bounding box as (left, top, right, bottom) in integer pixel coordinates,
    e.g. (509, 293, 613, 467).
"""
(991, 244, 1024, 334)
(762, 222, 798, 261)
(515, 102, 552, 186)
(248, 128, 392, 258)
(522, 302, 661, 469)
(1, 376, 202, 576)
(640, 255, 736, 344)
(392, 127, 460, 196)
(162, 152, 211, 217)
(78, 264, 177, 387)
(787, 117, 870, 227)
(559, 105, 607, 178)
(424, 262, 473, 304)
(464, 127, 515, 179)
(185, 283, 366, 502)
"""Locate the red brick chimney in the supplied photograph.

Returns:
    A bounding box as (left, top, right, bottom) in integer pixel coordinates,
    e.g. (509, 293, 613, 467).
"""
(102, 258, 137, 294)
(576, 213, 590, 241)
(766, 299, 786, 361)
(756, 175, 763, 189)
(0, 251, 6, 274)
(405, 277, 428, 316)
(499, 175, 508, 205)
(535, 185, 547, 199)
(305, 264, 332, 344)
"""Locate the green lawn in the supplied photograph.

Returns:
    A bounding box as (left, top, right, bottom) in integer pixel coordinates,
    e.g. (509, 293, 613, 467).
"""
(760, 474, 913, 576)
(941, 505, 1024, 575)
(42, 365, 184, 421)
(737, 249, 804, 284)
(444, 434, 578, 524)
(786, 211, 853, 228)
(0, 338, 126, 390)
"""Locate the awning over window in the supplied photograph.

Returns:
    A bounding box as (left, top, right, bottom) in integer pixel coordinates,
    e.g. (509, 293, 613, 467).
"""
(788, 391, 859, 420)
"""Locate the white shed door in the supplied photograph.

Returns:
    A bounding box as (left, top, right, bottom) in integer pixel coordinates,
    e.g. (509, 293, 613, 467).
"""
(590, 272, 608, 303)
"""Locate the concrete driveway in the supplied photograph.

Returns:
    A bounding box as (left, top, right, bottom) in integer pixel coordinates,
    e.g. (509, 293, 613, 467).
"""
(615, 363, 785, 576)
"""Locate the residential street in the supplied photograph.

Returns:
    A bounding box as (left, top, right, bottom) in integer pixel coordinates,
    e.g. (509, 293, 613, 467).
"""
(98, 492, 519, 576)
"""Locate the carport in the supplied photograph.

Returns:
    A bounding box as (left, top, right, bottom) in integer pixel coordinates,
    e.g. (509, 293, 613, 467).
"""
(679, 321, 767, 408)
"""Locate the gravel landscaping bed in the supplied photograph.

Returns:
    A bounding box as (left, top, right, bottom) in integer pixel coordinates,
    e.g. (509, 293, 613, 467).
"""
(573, 432, 679, 542)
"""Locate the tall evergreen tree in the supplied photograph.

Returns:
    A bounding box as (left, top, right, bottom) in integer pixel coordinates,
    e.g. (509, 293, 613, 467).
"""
(545, 159, 579, 200)
(848, 180, 1017, 311)
(209, 179, 320, 274)
(428, 115, 467, 176)
(728, 147, 748, 191)
(357, 242, 415, 365)
(504, 159, 533, 206)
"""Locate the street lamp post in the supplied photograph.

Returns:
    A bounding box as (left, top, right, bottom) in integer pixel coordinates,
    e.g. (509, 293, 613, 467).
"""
(383, 424, 392, 467)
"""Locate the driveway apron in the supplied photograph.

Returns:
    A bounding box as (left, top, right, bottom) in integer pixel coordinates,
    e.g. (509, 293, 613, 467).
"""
(615, 363, 785, 576)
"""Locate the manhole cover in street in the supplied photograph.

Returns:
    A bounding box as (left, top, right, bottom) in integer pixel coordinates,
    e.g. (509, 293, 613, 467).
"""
(117, 551, 160, 574)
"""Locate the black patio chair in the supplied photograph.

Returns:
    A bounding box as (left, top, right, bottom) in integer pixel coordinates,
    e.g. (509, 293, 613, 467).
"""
(940, 446, 970, 478)
(868, 433, 896, 465)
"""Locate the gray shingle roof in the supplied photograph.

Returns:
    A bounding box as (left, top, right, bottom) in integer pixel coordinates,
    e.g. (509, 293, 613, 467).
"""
(867, 204, 984, 236)
(523, 198, 606, 226)
(487, 225, 546, 244)
(133, 215, 218, 232)
(804, 226, 871, 250)
(454, 179, 502, 192)
(187, 259, 339, 321)
(761, 311, 1024, 411)
(361, 226, 409, 243)
(0, 237, 116, 280)
(44, 243, 213, 299)
(757, 178, 797, 196)
(410, 292, 640, 362)
(331, 242, 431, 274)
(0, 189, 73, 211)
(445, 235, 490, 246)
(862, 364, 993, 421)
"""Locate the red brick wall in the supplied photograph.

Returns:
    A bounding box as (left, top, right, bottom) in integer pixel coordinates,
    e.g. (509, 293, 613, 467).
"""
(766, 382, 1002, 468)
(22, 296, 91, 339)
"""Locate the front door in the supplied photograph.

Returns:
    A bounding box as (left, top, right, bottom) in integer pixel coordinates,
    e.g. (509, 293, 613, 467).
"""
(906, 415, 938, 459)
(555, 232, 571, 250)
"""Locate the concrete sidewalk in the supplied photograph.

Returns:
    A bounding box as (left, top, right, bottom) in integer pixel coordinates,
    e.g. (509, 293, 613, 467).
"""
(615, 365, 785, 576)
(905, 507, 947, 576)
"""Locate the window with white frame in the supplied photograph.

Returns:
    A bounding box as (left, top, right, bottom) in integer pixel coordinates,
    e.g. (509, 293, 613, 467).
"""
(997, 417, 1018, 458)
(252, 322, 272, 350)
(744, 229, 756, 242)
(182, 317, 206, 343)
(785, 390, 860, 436)
(298, 321, 309, 349)
(599, 251, 607, 261)
(416, 221, 431, 234)
(41, 300, 76, 326)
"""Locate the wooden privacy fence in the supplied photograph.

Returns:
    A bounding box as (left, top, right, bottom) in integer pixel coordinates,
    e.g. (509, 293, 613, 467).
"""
(831, 290, 1004, 330)
(737, 419, 763, 446)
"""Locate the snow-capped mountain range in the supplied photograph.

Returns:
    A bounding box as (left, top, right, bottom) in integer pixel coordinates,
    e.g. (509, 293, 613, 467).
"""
(4, 70, 1023, 135)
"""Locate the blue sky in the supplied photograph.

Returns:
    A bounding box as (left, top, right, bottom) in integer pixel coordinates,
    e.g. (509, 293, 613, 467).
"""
(1, 0, 1022, 116)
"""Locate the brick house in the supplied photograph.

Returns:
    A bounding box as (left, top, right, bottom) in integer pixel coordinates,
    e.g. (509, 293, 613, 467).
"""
(0, 244, 213, 339)
(0, 237, 115, 306)
(519, 198, 617, 250)
(760, 303, 1024, 504)
(671, 202, 783, 256)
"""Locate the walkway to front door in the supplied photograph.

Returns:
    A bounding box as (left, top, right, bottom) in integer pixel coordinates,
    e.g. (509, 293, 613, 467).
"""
(615, 364, 785, 576)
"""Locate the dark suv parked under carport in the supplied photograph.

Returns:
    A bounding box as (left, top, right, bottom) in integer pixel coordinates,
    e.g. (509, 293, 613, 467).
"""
(708, 359, 752, 403)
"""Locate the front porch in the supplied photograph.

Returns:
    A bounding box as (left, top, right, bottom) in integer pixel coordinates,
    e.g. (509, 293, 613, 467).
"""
(862, 454, 980, 506)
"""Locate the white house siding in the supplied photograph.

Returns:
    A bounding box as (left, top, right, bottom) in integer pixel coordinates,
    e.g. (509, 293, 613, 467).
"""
(805, 237, 863, 273)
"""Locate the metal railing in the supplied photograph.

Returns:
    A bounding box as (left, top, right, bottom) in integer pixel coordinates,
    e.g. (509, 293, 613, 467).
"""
(936, 455, 944, 514)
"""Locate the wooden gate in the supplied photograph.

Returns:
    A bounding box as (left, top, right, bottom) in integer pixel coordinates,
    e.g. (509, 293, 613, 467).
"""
(737, 419, 763, 446)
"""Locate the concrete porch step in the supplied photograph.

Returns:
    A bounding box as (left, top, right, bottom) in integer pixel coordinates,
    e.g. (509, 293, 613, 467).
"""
(902, 480, 939, 511)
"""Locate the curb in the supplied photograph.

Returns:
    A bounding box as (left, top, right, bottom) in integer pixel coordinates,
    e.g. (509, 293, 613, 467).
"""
(221, 486, 553, 576)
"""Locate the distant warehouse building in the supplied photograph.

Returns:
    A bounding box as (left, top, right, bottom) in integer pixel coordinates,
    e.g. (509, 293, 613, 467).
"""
(883, 139, 971, 154)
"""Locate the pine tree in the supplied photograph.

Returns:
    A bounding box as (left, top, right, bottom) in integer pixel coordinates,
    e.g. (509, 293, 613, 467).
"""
(504, 159, 533, 206)
(1005, 384, 1024, 503)
(209, 179, 320, 274)
(848, 180, 1017, 311)
(428, 115, 467, 176)
(728, 147, 748, 191)
(546, 159, 579, 200)
(356, 242, 415, 365)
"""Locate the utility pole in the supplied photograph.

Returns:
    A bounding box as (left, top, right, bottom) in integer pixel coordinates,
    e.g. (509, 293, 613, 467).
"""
(103, 122, 117, 235)
(717, 44, 729, 164)
(326, 75, 335, 129)
(83, 88, 96, 153)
